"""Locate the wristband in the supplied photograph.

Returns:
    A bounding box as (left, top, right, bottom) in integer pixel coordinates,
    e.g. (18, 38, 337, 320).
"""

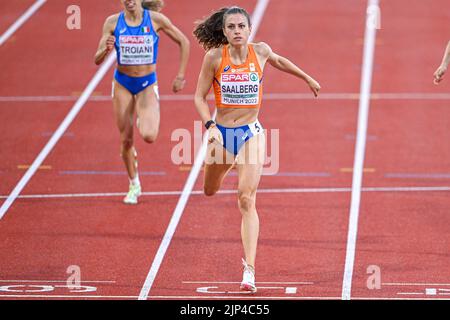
(205, 120, 215, 130)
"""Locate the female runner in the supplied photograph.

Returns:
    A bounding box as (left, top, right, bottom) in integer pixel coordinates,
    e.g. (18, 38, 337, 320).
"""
(95, 0, 190, 204)
(193, 6, 320, 292)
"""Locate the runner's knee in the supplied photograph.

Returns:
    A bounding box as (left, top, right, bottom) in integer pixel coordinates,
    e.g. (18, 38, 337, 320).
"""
(120, 138, 134, 154)
(140, 127, 158, 144)
(204, 185, 219, 196)
(142, 133, 158, 144)
(238, 191, 255, 213)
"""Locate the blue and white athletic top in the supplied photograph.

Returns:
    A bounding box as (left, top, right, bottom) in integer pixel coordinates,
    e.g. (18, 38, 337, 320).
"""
(114, 10, 159, 66)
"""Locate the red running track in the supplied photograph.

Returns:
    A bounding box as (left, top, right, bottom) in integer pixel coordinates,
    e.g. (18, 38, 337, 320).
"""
(350, 0, 450, 300)
(0, 0, 449, 300)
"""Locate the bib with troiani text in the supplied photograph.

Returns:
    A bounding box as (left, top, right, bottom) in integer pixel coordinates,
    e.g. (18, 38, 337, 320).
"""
(118, 35, 154, 65)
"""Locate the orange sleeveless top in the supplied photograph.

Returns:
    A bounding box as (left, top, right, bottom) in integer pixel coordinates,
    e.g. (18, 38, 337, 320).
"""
(213, 44, 263, 109)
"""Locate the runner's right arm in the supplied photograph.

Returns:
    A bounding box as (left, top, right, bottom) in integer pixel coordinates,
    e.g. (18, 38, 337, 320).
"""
(94, 15, 117, 65)
(194, 50, 218, 125)
(194, 49, 223, 143)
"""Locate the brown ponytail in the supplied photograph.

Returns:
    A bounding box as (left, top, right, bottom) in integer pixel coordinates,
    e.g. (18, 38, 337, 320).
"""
(193, 6, 252, 51)
(142, 0, 164, 12)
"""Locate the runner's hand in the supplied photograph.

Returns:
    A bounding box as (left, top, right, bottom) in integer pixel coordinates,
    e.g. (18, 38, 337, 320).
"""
(105, 35, 116, 54)
(207, 125, 222, 145)
(172, 76, 186, 93)
(434, 65, 447, 84)
(307, 78, 321, 97)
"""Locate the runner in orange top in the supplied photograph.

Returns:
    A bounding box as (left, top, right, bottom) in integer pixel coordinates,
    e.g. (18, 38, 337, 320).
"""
(213, 44, 264, 109)
(193, 6, 320, 293)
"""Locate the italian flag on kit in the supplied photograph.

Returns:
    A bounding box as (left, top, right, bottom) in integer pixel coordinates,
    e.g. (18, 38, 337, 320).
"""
(214, 44, 264, 109)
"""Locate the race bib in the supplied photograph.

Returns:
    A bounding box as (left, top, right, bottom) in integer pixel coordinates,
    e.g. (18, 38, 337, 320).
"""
(119, 35, 154, 65)
(221, 72, 260, 106)
(248, 120, 263, 136)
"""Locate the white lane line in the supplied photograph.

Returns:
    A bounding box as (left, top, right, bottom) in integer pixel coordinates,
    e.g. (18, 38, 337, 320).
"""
(396, 292, 426, 295)
(0, 191, 184, 199)
(1, 185, 449, 200)
(0, 54, 116, 220)
(137, 0, 271, 301)
(4, 92, 450, 102)
(184, 282, 311, 285)
(0, 280, 115, 283)
(143, 295, 450, 300)
(0, 0, 47, 46)
(0, 294, 335, 300)
(342, 0, 380, 301)
(352, 297, 450, 300)
(0, 295, 138, 299)
(137, 126, 211, 300)
(0, 294, 448, 300)
(361, 186, 450, 192)
(248, 0, 270, 37)
(383, 282, 450, 286)
(370, 93, 450, 100)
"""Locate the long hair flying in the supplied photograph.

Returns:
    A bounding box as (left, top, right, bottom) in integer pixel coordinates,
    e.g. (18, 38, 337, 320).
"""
(193, 7, 251, 51)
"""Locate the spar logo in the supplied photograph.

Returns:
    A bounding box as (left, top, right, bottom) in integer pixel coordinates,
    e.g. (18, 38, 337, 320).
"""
(222, 72, 259, 82)
(120, 36, 146, 44)
(222, 73, 249, 82)
(221, 73, 259, 82)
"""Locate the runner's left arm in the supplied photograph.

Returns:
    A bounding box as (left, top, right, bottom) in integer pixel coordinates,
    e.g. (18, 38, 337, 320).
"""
(434, 40, 450, 84)
(259, 42, 320, 97)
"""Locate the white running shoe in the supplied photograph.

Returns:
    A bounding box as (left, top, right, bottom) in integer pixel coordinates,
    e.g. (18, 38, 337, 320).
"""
(240, 258, 257, 293)
(123, 184, 142, 205)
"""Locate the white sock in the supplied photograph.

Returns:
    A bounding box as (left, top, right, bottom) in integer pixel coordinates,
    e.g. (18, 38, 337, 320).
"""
(130, 174, 140, 186)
